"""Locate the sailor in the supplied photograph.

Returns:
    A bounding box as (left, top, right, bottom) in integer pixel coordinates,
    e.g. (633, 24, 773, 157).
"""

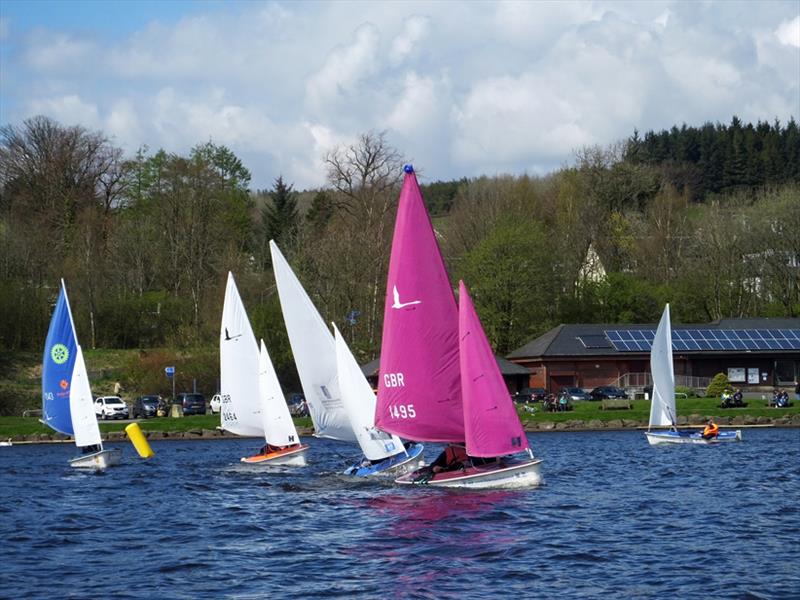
(702, 418, 719, 439)
(412, 444, 468, 483)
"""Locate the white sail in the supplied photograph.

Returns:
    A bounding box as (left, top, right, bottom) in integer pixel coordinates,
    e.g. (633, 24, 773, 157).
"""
(258, 339, 301, 447)
(649, 303, 676, 428)
(70, 345, 103, 448)
(333, 324, 404, 461)
(270, 240, 356, 442)
(220, 272, 264, 437)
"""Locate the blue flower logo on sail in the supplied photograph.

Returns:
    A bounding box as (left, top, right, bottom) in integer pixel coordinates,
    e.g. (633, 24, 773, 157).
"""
(51, 343, 69, 365)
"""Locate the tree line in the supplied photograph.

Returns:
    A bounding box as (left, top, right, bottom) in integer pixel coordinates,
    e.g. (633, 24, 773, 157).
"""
(1, 115, 798, 388)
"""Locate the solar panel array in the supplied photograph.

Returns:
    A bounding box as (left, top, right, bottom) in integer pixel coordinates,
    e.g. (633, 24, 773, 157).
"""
(604, 329, 800, 352)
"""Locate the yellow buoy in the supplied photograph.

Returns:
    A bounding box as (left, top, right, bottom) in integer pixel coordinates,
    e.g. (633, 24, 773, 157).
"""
(125, 422, 155, 458)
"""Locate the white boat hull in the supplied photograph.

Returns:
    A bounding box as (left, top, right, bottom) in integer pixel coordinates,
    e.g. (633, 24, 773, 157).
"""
(645, 429, 742, 445)
(69, 448, 122, 469)
(397, 457, 543, 489)
(240, 444, 309, 466)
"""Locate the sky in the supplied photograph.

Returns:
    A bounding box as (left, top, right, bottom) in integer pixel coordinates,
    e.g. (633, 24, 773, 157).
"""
(1, 0, 798, 191)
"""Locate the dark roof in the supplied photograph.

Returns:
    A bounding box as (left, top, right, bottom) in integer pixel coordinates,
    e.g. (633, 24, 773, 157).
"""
(508, 318, 800, 359)
(361, 355, 531, 377)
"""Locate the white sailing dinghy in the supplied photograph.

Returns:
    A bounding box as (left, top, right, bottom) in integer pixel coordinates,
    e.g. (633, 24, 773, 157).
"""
(377, 166, 542, 488)
(42, 280, 121, 469)
(220, 272, 308, 465)
(270, 240, 423, 476)
(645, 304, 742, 445)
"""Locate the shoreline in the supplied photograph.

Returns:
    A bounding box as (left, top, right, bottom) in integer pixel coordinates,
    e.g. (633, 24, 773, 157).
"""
(5, 418, 799, 445)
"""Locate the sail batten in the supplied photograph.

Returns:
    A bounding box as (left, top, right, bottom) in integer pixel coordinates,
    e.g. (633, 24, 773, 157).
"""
(376, 168, 464, 442)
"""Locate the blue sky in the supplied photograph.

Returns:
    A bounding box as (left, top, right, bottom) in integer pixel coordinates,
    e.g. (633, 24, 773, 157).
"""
(1, 0, 798, 190)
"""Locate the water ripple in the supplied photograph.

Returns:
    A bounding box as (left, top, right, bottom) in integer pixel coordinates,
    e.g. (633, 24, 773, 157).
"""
(0, 429, 798, 598)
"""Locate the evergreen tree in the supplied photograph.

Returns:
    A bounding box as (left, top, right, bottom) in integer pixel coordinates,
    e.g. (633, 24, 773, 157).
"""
(261, 175, 299, 264)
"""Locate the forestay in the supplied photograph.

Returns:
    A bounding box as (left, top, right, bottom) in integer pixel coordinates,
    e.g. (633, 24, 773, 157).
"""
(270, 241, 355, 442)
(649, 304, 676, 429)
(333, 324, 404, 461)
(220, 272, 264, 437)
(258, 339, 301, 447)
(376, 167, 464, 443)
(458, 281, 529, 458)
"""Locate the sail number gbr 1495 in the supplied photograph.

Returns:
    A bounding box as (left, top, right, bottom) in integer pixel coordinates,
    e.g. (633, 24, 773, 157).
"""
(389, 404, 416, 419)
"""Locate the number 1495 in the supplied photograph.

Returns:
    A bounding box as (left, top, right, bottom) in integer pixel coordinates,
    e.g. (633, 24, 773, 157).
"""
(389, 404, 416, 419)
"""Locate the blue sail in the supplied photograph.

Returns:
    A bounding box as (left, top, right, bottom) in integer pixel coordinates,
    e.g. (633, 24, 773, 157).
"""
(41, 283, 78, 436)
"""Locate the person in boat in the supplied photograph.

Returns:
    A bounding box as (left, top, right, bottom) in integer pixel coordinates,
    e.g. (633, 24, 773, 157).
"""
(412, 445, 469, 483)
(259, 443, 287, 455)
(81, 444, 101, 454)
(701, 419, 719, 440)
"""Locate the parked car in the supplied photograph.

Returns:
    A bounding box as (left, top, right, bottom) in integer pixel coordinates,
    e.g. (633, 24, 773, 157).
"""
(132, 395, 161, 419)
(560, 387, 592, 401)
(589, 386, 629, 400)
(512, 387, 547, 403)
(286, 393, 308, 417)
(209, 394, 222, 414)
(176, 392, 206, 416)
(95, 396, 129, 420)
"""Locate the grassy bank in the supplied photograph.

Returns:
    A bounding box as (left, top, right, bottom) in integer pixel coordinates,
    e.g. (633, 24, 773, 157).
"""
(517, 397, 800, 424)
(0, 399, 797, 440)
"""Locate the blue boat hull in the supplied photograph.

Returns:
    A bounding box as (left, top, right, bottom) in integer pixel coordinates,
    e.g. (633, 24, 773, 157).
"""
(344, 442, 425, 477)
(645, 429, 742, 445)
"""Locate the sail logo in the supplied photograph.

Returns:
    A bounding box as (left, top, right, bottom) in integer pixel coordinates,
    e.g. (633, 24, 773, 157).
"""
(391, 286, 421, 309)
(224, 328, 242, 341)
(51, 344, 69, 364)
(60, 379, 69, 390)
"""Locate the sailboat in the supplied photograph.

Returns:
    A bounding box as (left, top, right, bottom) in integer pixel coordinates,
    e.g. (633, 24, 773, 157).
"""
(220, 272, 309, 465)
(645, 304, 742, 445)
(377, 165, 542, 488)
(270, 240, 424, 476)
(42, 280, 121, 469)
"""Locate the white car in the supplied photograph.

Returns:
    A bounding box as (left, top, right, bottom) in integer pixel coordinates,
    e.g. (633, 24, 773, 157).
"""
(95, 396, 129, 420)
(209, 394, 221, 414)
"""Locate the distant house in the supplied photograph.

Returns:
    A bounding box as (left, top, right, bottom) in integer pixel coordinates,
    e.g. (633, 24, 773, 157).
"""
(577, 242, 607, 284)
(361, 355, 531, 395)
(507, 317, 800, 393)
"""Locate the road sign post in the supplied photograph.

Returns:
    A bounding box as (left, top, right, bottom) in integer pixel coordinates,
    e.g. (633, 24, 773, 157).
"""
(165, 366, 176, 403)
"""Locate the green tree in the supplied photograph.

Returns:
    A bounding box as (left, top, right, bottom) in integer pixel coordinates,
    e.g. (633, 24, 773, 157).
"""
(261, 175, 299, 264)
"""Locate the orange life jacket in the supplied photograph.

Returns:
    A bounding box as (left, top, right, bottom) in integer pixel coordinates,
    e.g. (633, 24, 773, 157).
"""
(703, 423, 719, 437)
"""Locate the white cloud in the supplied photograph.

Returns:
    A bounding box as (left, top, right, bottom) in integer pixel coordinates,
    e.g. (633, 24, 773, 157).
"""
(2, 1, 798, 189)
(304, 23, 381, 116)
(389, 15, 430, 67)
(24, 31, 94, 71)
(775, 15, 800, 48)
(28, 94, 100, 128)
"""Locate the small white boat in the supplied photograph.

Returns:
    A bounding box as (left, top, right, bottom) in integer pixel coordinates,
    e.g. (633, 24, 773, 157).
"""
(377, 166, 542, 489)
(220, 273, 309, 465)
(42, 280, 121, 469)
(645, 304, 742, 446)
(0, 438, 12, 447)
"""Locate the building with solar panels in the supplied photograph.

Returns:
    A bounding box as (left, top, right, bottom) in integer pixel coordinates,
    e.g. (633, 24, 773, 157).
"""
(507, 317, 800, 395)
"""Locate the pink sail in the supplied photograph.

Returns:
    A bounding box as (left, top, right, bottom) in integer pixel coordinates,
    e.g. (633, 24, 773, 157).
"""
(376, 166, 464, 442)
(458, 280, 529, 457)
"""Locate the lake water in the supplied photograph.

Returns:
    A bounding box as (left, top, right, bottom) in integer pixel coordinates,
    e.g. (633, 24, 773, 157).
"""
(1, 428, 798, 599)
